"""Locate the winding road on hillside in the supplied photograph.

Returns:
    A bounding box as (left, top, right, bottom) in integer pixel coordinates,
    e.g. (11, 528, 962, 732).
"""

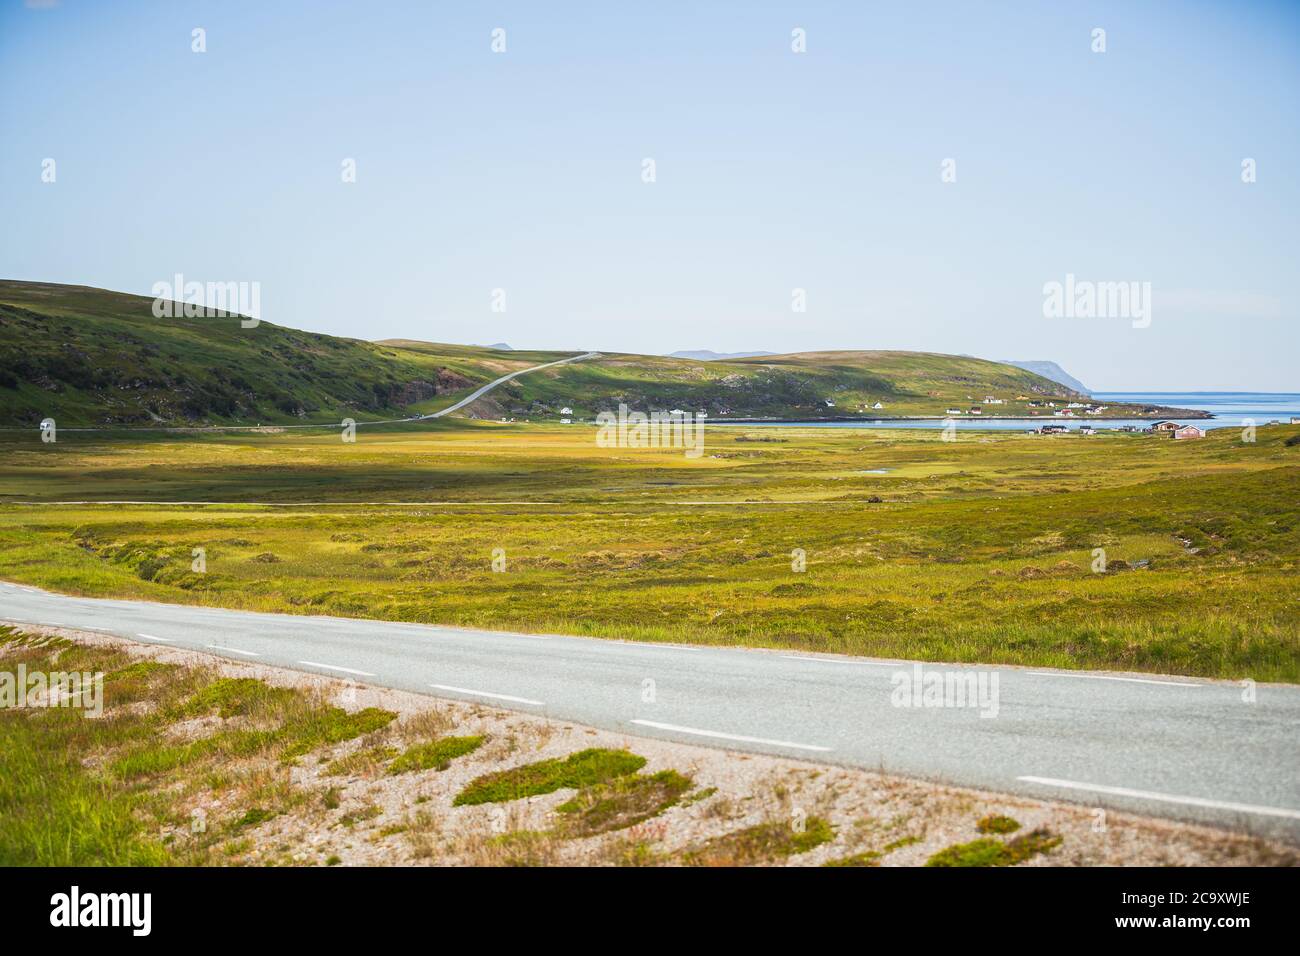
(421, 352, 599, 419)
(3, 582, 1298, 842)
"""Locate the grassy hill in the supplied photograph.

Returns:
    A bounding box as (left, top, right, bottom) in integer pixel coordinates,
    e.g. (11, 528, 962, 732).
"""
(0, 281, 572, 426)
(474, 349, 1190, 421)
(2, 280, 1194, 426)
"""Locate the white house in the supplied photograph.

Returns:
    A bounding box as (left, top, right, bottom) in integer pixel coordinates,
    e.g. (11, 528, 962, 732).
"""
(559, 407, 573, 415)
(824, 400, 835, 408)
(871, 401, 884, 409)
(945, 408, 962, 415)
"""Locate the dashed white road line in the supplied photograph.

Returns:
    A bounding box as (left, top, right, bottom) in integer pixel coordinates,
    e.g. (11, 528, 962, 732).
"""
(206, 644, 261, 657)
(136, 633, 172, 643)
(779, 654, 899, 667)
(298, 660, 375, 677)
(1026, 671, 1202, 688)
(1016, 776, 1300, 820)
(429, 684, 544, 706)
(620, 641, 701, 652)
(630, 719, 832, 753)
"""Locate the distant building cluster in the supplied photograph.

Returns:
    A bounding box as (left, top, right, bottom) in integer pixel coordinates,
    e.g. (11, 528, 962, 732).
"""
(1031, 420, 1205, 439)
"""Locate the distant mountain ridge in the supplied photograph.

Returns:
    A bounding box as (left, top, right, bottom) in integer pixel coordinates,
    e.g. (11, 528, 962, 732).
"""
(1000, 360, 1090, 395)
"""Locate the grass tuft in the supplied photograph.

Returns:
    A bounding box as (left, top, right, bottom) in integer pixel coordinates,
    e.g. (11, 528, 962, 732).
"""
(453, 749, 646, 806)
(554, 769, 692, 837)
(684, 816, 834, 866)
(926, 827, 1061, 867)
(387, 735, 485, 775)
(976, 814, 1021, 834)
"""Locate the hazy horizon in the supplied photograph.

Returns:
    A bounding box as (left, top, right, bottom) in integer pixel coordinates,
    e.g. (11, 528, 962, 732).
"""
(3, 0, 1297, 391)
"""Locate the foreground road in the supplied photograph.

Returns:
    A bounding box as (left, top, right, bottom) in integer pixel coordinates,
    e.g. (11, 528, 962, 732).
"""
(3, 581, 1297, 842)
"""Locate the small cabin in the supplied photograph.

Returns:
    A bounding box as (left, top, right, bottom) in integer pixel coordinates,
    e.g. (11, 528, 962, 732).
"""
(1151, 420, 1180, 431)
(1173, 425, 1205, 440)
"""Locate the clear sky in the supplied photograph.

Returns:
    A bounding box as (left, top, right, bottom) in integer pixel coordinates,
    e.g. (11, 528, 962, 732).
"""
(2, 0, 1297, 390)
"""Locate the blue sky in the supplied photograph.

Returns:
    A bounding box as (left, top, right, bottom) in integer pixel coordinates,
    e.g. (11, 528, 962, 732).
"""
(2, 0, 1297, 389)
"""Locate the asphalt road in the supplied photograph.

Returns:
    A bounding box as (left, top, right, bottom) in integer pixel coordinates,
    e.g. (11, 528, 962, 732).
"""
(3, 580, 1297, 842)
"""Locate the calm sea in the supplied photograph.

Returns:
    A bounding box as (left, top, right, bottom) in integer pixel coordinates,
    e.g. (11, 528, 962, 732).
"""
(711, 393, 1300, 432)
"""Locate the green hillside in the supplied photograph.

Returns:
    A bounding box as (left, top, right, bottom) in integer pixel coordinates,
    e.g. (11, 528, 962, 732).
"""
(0, 281, 571, 426)
(475, 350, 1192, 422)
(1, 280, 1196, 426)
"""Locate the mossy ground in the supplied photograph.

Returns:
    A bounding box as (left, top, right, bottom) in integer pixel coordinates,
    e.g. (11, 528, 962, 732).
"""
(926, 827, 1062, 867)
(684, 816, 835, 866)
(554, 770, 693, 837)
(388, 735, 485, 774)
(976, 814, 1021, 835)
(453, 749, 647, 806)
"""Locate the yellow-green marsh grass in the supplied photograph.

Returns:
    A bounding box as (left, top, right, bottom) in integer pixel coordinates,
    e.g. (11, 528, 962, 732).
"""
(1, 423, 1297, 680)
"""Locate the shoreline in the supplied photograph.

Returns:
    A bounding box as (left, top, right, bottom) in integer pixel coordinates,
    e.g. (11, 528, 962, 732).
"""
(706, 413, 1216, 425)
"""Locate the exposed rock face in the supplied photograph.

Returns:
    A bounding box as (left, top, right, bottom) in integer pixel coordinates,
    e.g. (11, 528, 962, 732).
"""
(435, 368, 474, 394)
(388, 369, 475, 406)
(390, 380, 437, 406)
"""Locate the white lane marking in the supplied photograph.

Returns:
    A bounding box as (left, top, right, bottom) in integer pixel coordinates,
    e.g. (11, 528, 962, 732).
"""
(298, 660, 375, 677)
(620, 641, 700, 652)
(630, 719, 831, 753)
(779, 654, 899, 667)
(137, 633, 172, 643)
(1016, 776, 1300, 821)
(206, 644, 261, 657)
(429, 684, 544, 706)
(1026, 671, 1201, 687)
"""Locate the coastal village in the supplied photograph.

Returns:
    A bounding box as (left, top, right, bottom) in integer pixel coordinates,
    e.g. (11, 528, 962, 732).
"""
(937, 395, 1213, 438)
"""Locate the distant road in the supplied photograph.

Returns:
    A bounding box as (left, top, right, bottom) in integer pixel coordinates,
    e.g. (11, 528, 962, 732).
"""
(3, 581, 1297, 842)
(422, 352, 599, 419)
